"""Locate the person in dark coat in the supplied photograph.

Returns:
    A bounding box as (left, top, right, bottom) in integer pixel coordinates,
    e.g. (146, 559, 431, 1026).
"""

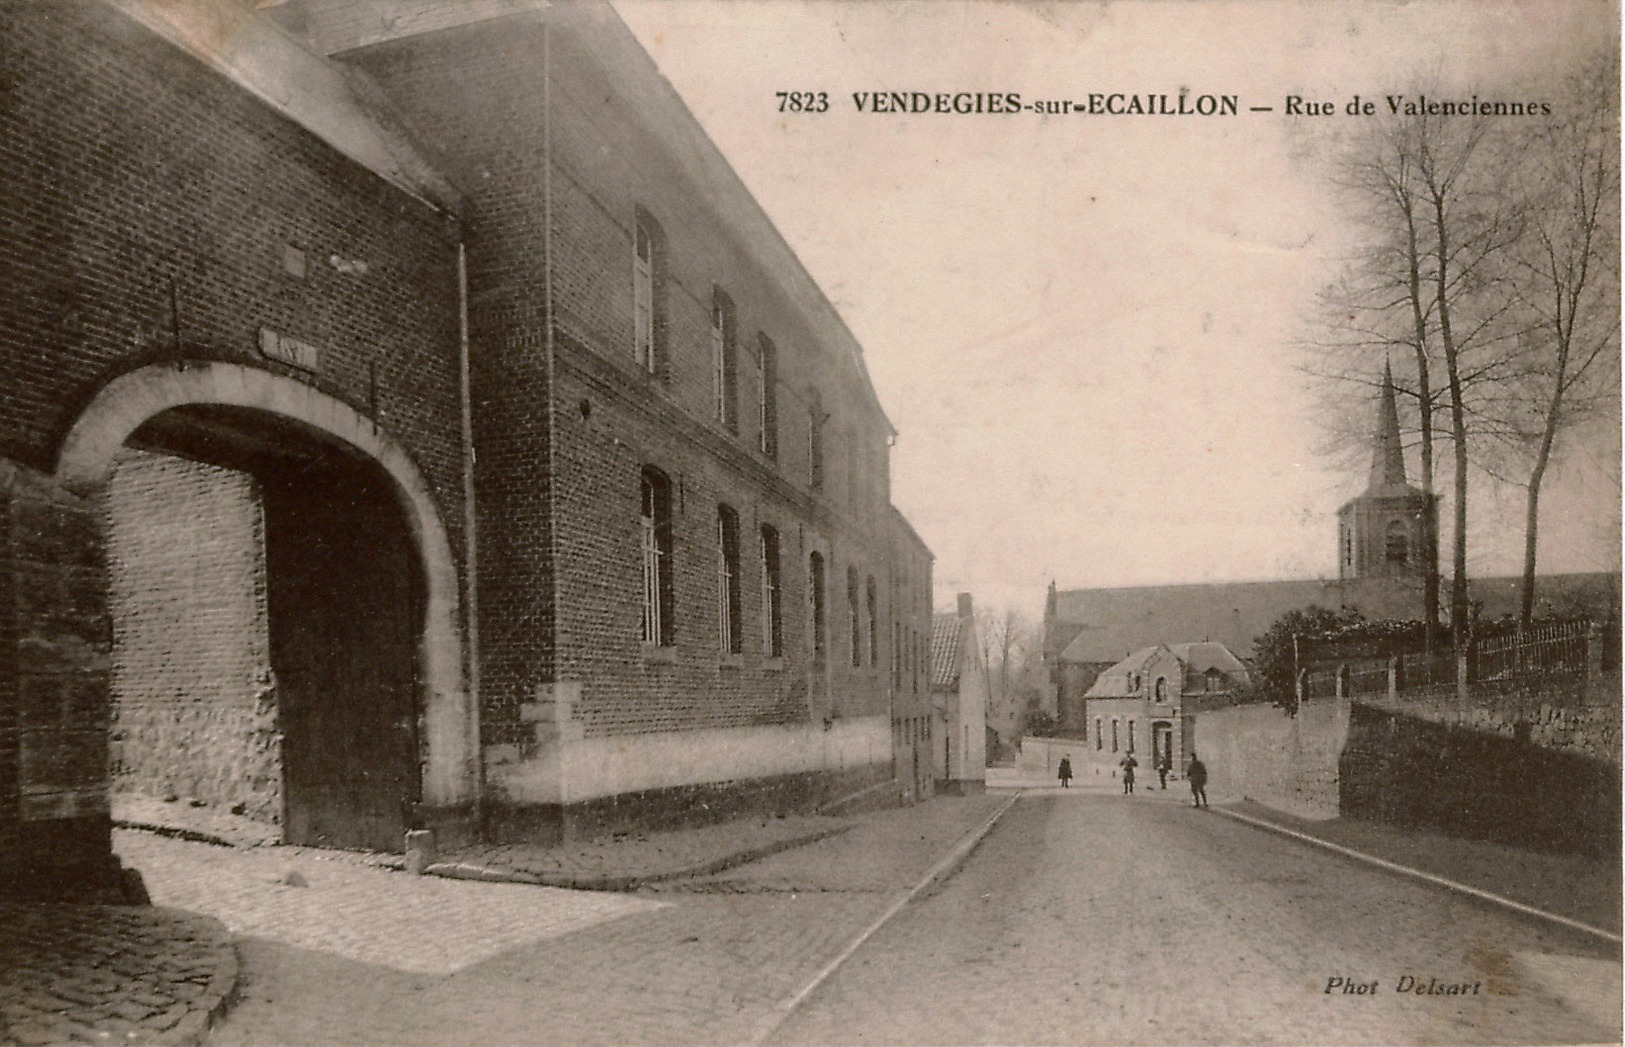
(1187, 752, 1209, 808)
(1119, 753, 1137, 795)
(1057, 755, 1072, 789)
(1156, 753, 1170, 790)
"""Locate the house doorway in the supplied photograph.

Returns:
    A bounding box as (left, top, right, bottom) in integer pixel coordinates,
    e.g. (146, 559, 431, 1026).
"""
(1152, 721, 1173, 777)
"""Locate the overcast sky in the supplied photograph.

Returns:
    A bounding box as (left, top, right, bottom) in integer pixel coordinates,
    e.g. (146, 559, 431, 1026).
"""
(615, 0, 1621, 616)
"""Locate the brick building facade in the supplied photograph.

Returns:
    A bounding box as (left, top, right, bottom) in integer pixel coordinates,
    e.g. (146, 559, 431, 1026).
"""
(0, 0, 932, 898)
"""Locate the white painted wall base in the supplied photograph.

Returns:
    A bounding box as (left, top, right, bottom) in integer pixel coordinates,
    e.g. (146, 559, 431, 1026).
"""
(487, 716, 890, 806)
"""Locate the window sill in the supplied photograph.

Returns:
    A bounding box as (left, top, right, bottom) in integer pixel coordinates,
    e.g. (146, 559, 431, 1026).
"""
(641, 643, 677, 665)
(762, 656, 785, 672)
(719, 653, 744, 670)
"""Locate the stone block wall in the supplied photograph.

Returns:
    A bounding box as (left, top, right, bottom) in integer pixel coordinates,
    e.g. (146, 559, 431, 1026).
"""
(104, 451, 280, 823)
(1357, 671, 1621, 766)
(1340, 701, 1619, 857)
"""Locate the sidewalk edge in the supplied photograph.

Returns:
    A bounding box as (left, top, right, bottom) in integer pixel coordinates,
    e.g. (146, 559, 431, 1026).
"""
(746, 792, 1022, 1046)
(426, 825, 855, 892)
(1214, 807, 1622, 945)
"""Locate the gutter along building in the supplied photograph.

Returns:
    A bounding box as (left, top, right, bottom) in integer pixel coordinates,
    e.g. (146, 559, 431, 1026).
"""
(0, 0, 933, 898)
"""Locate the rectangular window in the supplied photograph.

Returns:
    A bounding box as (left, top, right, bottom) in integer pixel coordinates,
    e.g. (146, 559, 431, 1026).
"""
(1095, 718, 1104, 750)
(1111, 719, 1119, 752)
(866, 576, 878, 667)
(640, 468, 673, 645)
(760, 524, 782, 657)
(1128, 720, 1136, 753)
(712, 291, 738, 431)
(809, 552, 826, 662)
(717, 505, 742, 654)
(758, 334, 778, 458)
(847, 566, 862, 668)
(633, 217, 660, 375)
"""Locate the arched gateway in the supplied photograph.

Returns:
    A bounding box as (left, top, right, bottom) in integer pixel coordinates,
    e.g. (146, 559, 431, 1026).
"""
(57, 362, 475, 848)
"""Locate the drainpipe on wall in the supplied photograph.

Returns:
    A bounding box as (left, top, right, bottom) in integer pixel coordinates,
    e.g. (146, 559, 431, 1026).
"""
(458, 241, 484, 825)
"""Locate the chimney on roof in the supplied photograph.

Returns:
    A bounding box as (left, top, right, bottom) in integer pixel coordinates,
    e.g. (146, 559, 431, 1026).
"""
(957, 592, 973, 619)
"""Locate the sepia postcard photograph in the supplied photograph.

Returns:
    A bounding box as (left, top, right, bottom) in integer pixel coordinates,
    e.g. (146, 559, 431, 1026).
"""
(0, 1, 1619, 1044)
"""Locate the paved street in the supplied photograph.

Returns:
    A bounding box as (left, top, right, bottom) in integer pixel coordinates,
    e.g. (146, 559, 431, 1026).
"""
(770, 791, 1623, 1046)
(106, 790, 1621, 1046)
(114, 798, 1006, 1045)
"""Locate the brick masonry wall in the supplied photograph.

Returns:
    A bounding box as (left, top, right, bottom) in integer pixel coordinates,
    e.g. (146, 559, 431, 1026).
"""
(540, 27, 896, 743)
(347, 16, 908, 763)
(0, 2, 466, 560)
(104, 450, 280, 823)
(0, 3, 469, 875)
(341, 20, 555, 749)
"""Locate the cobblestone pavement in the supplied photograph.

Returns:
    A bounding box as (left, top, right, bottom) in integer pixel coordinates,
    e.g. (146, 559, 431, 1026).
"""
(111, 795, 1004, 1045)
(114, 832, 664, 976)
(770, 792, 1623, 1046)
(0, 903, 235, 1047)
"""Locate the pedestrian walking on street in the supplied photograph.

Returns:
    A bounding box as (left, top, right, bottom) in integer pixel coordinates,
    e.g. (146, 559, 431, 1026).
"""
(1119, 753, 1137, 795)
(1057, 755, 1072, 789)
(1156, 753, 1170, 790)
(1187, 752, 1208, 808)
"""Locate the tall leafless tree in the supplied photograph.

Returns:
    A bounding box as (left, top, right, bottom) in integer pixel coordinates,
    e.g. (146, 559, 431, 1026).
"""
(976, 606, 1039, 742)
(1496, 52, 1622, 624)
(1305, 102, 1528, 642)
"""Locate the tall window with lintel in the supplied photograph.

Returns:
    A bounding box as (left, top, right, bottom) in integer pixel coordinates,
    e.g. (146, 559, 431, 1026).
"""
(717, 504, 742, 655)
(640, 467, 673, 645)
(760, 524, 782, 657)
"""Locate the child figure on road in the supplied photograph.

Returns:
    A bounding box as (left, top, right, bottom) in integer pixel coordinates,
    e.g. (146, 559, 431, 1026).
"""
(1057, 755, 1072, 789)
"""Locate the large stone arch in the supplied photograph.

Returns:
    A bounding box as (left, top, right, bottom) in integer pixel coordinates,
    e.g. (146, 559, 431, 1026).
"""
(57, 362, 475, 808)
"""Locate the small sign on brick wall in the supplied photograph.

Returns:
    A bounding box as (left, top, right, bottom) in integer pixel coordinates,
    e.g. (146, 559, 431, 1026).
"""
(258, 328, 321, 373)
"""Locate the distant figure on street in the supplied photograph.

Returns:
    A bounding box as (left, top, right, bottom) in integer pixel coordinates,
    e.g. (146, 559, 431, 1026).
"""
(1187, 752, 1208, 808)
(1156, 753, 1170, 790)
(1119, 753, 1137, 795)
(1057, 755, 1072, 789)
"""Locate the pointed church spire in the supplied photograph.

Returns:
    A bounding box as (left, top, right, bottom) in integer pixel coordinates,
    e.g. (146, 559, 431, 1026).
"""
(1368, 360, 1408, 491)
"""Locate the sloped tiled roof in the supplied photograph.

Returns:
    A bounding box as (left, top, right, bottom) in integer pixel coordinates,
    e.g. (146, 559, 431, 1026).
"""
(930, 613, 961, 689)
(1084, 641, 1252, 698)
(1083, 645, 1169, 698)
(1051, 573, 1618, 664)
(1177, 641, 1249, 681)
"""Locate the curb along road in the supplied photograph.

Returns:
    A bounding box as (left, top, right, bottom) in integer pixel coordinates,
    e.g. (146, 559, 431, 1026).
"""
(1213, 807, 1622, 946)
(746, 792, 1022, 1046)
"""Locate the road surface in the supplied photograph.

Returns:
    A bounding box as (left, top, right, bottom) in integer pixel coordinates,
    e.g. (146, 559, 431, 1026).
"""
(770, 790, 1621, 1045)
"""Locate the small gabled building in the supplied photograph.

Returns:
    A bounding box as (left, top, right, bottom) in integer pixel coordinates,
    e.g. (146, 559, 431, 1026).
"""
(1080, 642, 1251, 780)
(930, 594, 988, 795)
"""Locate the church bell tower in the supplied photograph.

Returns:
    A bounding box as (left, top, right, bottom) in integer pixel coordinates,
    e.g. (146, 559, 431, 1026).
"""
(1336, 363, 1437, 582)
